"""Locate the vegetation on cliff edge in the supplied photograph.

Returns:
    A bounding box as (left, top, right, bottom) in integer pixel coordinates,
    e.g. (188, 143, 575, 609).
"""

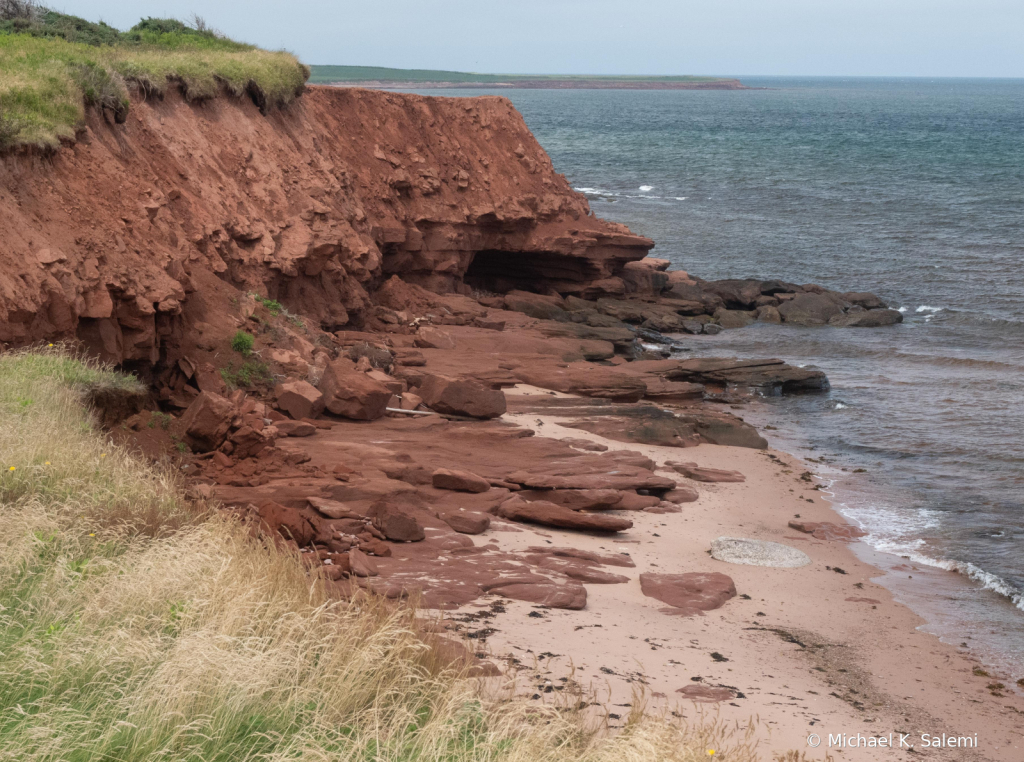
(0, 346, 762, 761)
(0, 3, 308, 150)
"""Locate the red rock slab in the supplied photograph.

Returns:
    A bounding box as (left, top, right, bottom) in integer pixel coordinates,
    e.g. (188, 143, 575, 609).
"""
(676, 685, 736, 703)
(644, 503, 682, 514)
(437, 510, 491, 535)
(488, 582, 587, 610)
(517, 488, 623, 511)
(416, 374, 506, 419)
(275, 420, 317, 437)
(274, 380, 325, 421)
(559, 437, 608, 452)
(497, 497, 633, 533)
(788, 520, 867, 541)
(348, 548, 379, 577)
(662, 486, 699, 504)
(512, 365, 646, 402)
(318, 360, 392, 420)
(666, 461, 745, 483)
(614, 492, 661, 511)
(505, 469, 675, 492)
(525, 555, 630, 584)
(432, 467, 491, 493)
(373, 505, 425, 542)
(639, 572, 737, 615)
(642, 378, 705, 402)
(525, 546, 636, 568)
(307, 496, 363, 519)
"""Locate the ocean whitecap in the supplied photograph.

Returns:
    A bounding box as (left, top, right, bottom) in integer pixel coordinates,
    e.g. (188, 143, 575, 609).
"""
(638, 185, 654, 191)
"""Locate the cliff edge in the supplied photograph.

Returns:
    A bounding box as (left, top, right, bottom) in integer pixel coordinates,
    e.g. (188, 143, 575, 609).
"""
(0, 86, 652, 364)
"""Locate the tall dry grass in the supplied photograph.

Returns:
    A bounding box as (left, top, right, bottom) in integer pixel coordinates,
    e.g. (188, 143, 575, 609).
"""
(0, 347, 769, 761)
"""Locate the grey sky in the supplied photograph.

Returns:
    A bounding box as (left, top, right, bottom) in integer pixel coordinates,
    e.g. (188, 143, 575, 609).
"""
(59, 1, 1024, 77)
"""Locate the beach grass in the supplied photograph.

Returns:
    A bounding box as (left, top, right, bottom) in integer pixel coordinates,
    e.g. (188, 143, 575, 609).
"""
(0, 345, 763, 761)
(0, 8, 308, 149)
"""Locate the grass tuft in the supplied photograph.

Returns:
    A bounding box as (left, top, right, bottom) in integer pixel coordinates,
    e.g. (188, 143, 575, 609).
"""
(230, 330, 255, 356)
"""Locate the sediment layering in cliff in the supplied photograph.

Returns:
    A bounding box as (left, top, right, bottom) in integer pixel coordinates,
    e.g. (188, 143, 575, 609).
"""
(0, 86, 652, 361)
(0, 85, 899, 368)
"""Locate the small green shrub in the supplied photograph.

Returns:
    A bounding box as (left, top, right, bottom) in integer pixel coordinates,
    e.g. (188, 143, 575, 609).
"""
(230, 330, 254, 357)
(220, 360, 271, 390)
(250, 293, 283, 316)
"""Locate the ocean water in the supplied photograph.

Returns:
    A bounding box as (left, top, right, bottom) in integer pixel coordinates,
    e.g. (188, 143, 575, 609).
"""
(406, 78, 1024, 677)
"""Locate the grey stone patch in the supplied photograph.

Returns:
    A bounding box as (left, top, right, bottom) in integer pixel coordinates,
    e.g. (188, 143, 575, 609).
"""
(710, 536, 811, 568)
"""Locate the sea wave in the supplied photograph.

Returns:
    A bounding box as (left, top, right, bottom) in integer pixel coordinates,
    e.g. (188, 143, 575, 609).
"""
(840, 500, 1024, 612)
(879, 544, 1024, 612)
(638, 185, 654, 191)
(916, 305, 945, 313)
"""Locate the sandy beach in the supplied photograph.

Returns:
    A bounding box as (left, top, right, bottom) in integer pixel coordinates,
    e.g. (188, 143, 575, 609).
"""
(442, 387, 1024, 761)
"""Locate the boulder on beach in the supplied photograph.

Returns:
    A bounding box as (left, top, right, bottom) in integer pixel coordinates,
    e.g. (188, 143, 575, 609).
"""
(639, 572, 737, 615)
(710, 537, 811, 568)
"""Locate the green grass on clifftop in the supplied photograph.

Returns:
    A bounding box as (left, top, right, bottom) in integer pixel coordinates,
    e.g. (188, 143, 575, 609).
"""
(0, 7, 308, 150)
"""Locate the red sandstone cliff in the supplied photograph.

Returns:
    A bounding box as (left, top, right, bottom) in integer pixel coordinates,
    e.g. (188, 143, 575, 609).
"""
(0, 86, 652, 364)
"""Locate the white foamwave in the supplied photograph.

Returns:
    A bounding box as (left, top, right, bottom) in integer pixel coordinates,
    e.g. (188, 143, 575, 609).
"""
(841, 501, 1024, 612)
(833, 402, 848, 409)
(674, 197, 687, 201)
(916, 305, 943, 313)
(892, 551, 1024, 612)
(897, 306, 908, 313)
(638, 185, 654, 191)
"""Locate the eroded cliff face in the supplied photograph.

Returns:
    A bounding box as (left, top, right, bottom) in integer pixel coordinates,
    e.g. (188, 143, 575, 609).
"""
(0, 86, 652, 364)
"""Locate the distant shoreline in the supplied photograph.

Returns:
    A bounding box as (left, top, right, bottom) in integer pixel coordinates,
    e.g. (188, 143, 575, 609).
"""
(308, 65, 752, 90)
(323, 78, 752, 90)
(322, 79, 751, 90)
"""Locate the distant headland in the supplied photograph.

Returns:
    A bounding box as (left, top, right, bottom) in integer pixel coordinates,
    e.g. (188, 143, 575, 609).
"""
(309, 65, 750, 90)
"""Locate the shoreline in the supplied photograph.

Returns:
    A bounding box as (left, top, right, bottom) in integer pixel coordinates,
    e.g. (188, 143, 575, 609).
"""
(321, 80, 754, 90)
(724, 389, 1024, 685)
(441, 388, 1024, 760)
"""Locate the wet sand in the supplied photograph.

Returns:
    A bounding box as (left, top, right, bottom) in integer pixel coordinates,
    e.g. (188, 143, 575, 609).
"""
(452, 388, 1024, 761)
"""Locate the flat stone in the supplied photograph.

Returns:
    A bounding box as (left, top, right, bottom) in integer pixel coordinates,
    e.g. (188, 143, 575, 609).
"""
(496, 497, 633, 533)
(676, 685, 736, 703)
(489, 582, 587, 610)
(438, 510, 491, 534)
(788, 520, 866, 541)
(710, 537, 811, 568)
(432, 467, 491, 493)
(666, 461, 745, 483)
(639, 572, 736, 615)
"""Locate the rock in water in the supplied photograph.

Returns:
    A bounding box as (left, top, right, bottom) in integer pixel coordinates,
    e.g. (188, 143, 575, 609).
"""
(828, 309, 903, 327)
(710, 537, 811, 568)
(639, 572, 737, 615)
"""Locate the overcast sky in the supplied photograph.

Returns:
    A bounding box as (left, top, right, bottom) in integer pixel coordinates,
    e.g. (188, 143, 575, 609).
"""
(59, 1, 1024, 77)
